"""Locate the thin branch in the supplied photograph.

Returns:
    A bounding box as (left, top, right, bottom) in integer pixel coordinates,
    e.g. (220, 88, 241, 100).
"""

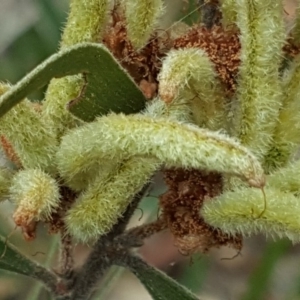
(33, 266, 60, 296)
(70, 182, 151, 299)
(197, 0, 221, 29)
(109, 182, 152, 237)
(59, 232, 74, 279)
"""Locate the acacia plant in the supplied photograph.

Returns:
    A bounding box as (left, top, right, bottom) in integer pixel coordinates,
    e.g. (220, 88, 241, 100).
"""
(1, 0, 300, 299)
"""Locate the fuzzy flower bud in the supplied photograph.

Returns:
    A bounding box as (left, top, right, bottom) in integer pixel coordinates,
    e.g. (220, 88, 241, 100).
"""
(10, 169, 60, 227)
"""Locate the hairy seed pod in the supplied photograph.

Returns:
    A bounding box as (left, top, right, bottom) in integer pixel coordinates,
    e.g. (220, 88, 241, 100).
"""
(122, 0, 164, 49)
(65, 157, 159, 242)
(158, 48, 227, 130)
(201, 186, 300, 243)
(43, 0, 110, 137)
(231, 0, 285, 160)
(0, 83, 57, 174)
(56, 113, 265, 189)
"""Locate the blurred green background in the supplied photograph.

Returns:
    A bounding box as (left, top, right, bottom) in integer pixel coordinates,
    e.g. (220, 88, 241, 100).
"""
(1, 1, 300, 300)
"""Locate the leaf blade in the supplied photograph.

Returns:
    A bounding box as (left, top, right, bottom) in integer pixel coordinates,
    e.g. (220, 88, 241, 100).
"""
(119, 254, 199, 300)
(0, 235, 39, 276)
(0, 43, 146, 120)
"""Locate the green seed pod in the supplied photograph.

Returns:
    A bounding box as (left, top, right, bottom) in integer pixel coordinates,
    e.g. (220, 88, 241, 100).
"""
(266, 55, 300, 169)
(65, 157, 159, 242)
(158, 48, 227, 130)
(56, 113, 265, 189)
(0, 83, 57, 174)
(122, 0, 164, 49)
(43, 0, 110, 137)
(232, 0, 285, 160)
(201, 186, 300, 243)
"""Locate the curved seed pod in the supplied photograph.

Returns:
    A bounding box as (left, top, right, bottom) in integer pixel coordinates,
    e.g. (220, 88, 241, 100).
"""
(56, 113, 265, 189)
(57, 98, 192, 192)
(266, 55, 300, 170)
(201, 186, 300, 243)
(10, 169, 60, 227)
(65, 157, 159, 242)
(43, 0, 109, 137)
(43, 76, 84, 138)
(122, 0, 164, 49)
(158, 48, 227, 130)
(0, 83, 57, 174)
(232, 0, 285, 160)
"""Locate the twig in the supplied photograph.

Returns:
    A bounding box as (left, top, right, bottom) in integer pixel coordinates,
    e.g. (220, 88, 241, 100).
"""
(33, 266, 60, 296)
(70, 183, 151, 299)
(59, 231, 74, 279)
(197, 0, 221, 29)
(110, 182, 152, 237)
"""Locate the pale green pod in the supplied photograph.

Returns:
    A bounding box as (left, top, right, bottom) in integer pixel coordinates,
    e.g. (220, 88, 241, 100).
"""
(42, 76, 83, 138)
(43, 0, 109, 137)
(65, 157, 159, 242)
(219, 0, 237, 27)
(60, 0, 109, 48)
(158, 48, 227, 130)
(58, 98, 192, 192)
(266, 55, 300, 169)
(56, 113, 265, 189)
(122, 0, 164, 49)
(267, 159, 300, 196)
(0, 83, 57, 174)
(10, 169, 60, 226)
(201, 186, 300, 243)
(232, 0, 285, 160)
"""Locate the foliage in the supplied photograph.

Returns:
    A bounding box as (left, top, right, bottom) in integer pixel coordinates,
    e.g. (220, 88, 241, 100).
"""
(1, 0, 300, 299)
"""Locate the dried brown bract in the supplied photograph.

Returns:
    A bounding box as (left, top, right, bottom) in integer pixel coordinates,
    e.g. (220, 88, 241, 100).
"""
(159, 168, 242, 254)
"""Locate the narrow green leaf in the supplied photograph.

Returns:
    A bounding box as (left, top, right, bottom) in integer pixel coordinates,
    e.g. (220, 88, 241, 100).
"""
(0, 43, 146, 121)
(120, 254, 199, 300)
(0, 234, 58, 293)
(0, 235, 37, 276)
